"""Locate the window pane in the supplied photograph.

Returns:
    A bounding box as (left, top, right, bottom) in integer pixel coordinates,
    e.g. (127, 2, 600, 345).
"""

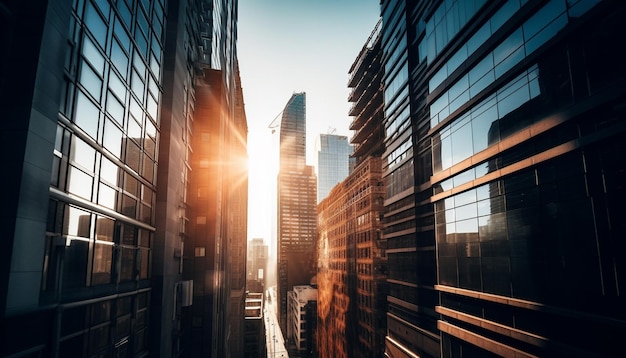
(68, 166, 94, 200)
(100, 156, 119, 186)
(451, 122, 473, 165)
(71, 137, 96, 172)
(111, 38, 128, 77)
(80, 61, 102, 100)
(82, 36, 104, 75)
(103, 119, 123, 158)
(75, 91, 100, 139)
(471, 104, 499, 152)
(98, 182, 117, 209)
(92, 242, 113, 285)
(106, 91, 125, 126)
(64, 206, 91, 237)
(85, 2, 108, 48)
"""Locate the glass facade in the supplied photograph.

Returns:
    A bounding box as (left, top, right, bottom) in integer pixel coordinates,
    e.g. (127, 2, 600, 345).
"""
(381, 0, 626, 357)
(316, 134, 352, 203)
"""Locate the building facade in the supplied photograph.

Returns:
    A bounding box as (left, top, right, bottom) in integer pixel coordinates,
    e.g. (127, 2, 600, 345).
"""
(286, 285, 318, 354)
(247, 238, 268, 292)
(380, 0, 626, 357)
(317, 20, 387, 358)
(275, 92, 318, 333)
(0, 0, 247, 357)
(315, 133, 352, 203)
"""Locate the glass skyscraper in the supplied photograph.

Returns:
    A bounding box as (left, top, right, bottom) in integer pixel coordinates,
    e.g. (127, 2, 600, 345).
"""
(276, 92, 318, 335)
(381, 0, 626, 357)
(0, 0, 246, 357)
(315, 133, 352, 203)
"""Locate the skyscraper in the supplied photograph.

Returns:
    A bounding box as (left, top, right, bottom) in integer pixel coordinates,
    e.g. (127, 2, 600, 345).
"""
(315, 133, 352, 203)
(0, 0, 246, 356)
(275, 92, 318, 334)
(317, 19, 387, 358)
(380, 0, 626, 357)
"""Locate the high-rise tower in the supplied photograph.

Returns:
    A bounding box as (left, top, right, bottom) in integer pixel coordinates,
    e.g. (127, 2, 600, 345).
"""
(380, 1, 626, 357)
(315, 133, 352, 203)
(275, 92, 317, 334)
(0, 0, 246, 357)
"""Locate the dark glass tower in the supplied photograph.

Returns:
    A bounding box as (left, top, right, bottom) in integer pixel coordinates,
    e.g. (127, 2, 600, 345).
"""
(381, 0, 626, 357)
(276, 92, 317, 334)
(0, 0, 246, 357)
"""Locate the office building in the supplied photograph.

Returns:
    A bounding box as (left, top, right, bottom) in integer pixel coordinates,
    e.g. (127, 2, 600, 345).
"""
(247, 238, 268, 292)
(286, 285, 318, 354)
(315, 133, 352, 203)
(244, 292, 266, 358)
(380, 0, 626, 357)
(317, 20, 387, 358)
(0, 0, 246, 357)
(274, 92, 318, 333)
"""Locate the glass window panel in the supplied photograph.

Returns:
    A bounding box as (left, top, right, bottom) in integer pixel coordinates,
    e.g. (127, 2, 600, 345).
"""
(445, 208, 455, 223)
(150, 53, 160, 77)
(456, 218, 479, 233)
(81, 36, 104, 75)
(441, 134, 453, 170)
(493, 28, 524, 65)
(80, 61, 102, 100)
(475, 184, 490, 201)
(145, 119, 156, 138)
(430, 66, 448, 93)
(114, 18, 131, 52)
(144, 136, 156, 158)
(458, 203, 478, 222)
(124, 172, 139, 196)
(117, 0, 132, 29)
(448, 74, 469, 102)
(133, 50, 146, 75)
(121, 194, 137, 218)
(63, 239, 89, 288)
(111, 39, 128, 77)
(523, 0, 565, 40)
(139, 248, 150, 279)
(467, 22, 490, 55)
(524, 14, 568, 55)
(148, 75, 158, 98)
(491, 0, 520, 31)
(106, 91, 124, 127)
(142, 154, 154, 182)
(108, 71, 126, 101)
(85, 2, 107, 48)
(103, 119, 123, 158)
(95, 216, 114, 241)
(469, 53, 494, 85)
(494, 46, 525, 78)
(75, 91, 99, 139)
(131, 70, 145, 100)
(497, 82, 531, 118)
(100, 156, 119, 186)
(71, 137, 96, 172)
(137, 8, 149, 36)
(469, 69, 495, 98)
(447, 45, 468, 75)
(135, 31, 148, 58)
(127, 118, 142, 141)
(125, 140, 141, 173)
(98, 182, 117, 209)
(146, 94, 157, 121)
(119, 247, 135, 281)
(471, 104, 499, 152)
(451, 122, 473, 165)
(449, 88, 470, 114)
(92, 242, 113, 285)
(68, 166, 94, 200)
(453, 169, 475, 188)
(455, 189, 477, 207)
(64, 206, 91, 237)
(129, 97, 143, 124)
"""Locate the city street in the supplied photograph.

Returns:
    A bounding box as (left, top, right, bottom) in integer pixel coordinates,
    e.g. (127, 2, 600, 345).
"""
(265, 286, 288, 357)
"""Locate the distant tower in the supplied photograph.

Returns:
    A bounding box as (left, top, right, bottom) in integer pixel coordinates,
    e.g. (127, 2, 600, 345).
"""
(275, 93, 317, 333)
(315, 133, 352, 203)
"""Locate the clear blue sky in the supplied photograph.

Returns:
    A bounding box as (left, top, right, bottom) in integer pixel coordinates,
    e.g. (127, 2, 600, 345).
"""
(238, 0, 380, 245)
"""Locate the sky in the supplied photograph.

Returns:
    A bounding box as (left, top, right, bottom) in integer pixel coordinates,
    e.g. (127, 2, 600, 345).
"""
(237, 0, 381, 247)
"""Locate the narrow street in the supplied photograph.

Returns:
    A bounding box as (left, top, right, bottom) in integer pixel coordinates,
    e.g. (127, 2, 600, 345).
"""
(265, 286, 289, 357)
